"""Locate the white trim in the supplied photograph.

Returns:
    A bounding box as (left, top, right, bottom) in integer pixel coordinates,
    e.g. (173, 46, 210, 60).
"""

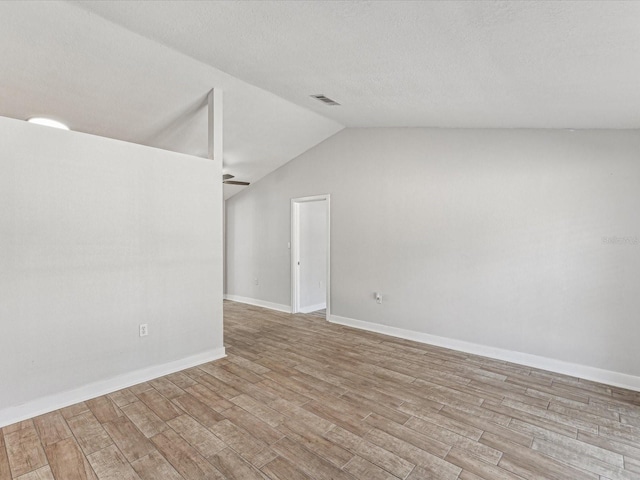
(329, 314, 640, 393)
(291, 194, 331, 319)
(325, 197, 331, 319)
(0, 347, 226, 428)
(224, 294, 291, 313)
(291, 200, 300, 313)
(299, 302, 327, 314)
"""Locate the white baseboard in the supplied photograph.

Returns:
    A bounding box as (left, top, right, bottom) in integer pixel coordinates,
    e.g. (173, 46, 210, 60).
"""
(299, 302, 327, 314)
(329, 314, 640, 392)
(224, 294, 291, 313)
(0, 347, 226, 428)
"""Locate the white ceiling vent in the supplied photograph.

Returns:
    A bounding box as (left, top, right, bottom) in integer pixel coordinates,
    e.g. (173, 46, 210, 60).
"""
(310, 94, 340, 106)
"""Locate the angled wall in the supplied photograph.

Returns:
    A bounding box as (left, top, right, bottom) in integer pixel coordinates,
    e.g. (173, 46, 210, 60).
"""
(226, 127, 640, 388)
(0, 116, 224, 426)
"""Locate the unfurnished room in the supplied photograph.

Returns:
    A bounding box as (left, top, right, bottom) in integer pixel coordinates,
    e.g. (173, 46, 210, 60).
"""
(1, 1, 640, 479)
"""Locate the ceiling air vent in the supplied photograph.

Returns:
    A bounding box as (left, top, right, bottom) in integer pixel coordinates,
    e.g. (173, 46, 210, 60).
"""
(310, 94, 341, 106)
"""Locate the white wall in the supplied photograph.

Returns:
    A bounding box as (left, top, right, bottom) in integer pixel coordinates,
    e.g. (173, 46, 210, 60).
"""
(0, 116, 224, 425)
(226, 128, 640, 383)
(298, 200, 327, 312)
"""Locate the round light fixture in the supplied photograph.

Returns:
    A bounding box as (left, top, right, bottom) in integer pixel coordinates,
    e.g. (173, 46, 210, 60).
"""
(27, 117, 70, 131)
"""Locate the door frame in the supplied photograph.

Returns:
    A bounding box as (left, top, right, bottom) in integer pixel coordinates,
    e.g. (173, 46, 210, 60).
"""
(291, 194, 330, 319)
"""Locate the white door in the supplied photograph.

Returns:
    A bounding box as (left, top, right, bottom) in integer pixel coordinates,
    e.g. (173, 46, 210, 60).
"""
(291, 195, 330, 317)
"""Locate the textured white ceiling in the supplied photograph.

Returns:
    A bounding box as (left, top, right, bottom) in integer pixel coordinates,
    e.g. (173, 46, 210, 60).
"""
(76, 0, 640, 129)
(2, 2, 639, 202)
(0, 2, 342, 198)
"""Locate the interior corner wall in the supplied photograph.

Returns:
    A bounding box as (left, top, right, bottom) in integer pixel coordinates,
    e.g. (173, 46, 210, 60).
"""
(225, 127, 640, 382)
(0, 116, 224, 426)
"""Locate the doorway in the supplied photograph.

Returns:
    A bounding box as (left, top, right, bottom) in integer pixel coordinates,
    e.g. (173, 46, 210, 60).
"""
(291, 195, 330, 318)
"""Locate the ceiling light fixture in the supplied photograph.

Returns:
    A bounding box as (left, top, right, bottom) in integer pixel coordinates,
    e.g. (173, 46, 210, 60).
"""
(27, 117, 70, 130)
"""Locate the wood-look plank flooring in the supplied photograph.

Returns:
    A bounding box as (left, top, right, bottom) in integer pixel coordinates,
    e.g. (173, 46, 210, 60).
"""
(3, 300, 640, 479)
(306, 309, 326, 319)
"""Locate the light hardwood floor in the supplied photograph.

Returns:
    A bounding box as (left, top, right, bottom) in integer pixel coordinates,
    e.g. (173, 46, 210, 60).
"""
(2, 300, 640, 479)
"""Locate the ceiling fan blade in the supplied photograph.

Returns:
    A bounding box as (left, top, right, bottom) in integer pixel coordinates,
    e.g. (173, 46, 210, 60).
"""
(222, 174, 235, 180)
(223, 180, 250, 186)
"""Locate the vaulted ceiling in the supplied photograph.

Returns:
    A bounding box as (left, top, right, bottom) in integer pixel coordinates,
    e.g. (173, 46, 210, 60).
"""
(2, 1, 639, 197)
(0, 1, 342, 198)
(78, 0, 640, 130)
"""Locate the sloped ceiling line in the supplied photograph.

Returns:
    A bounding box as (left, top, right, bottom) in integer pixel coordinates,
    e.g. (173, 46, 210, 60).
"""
(0, 1, 343, 199)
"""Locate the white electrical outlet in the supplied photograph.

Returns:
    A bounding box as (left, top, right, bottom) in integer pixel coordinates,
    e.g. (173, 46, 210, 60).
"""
(139, 324, 148, 337)
(374, 292, 383, 304)
(254, 278, 259, 285)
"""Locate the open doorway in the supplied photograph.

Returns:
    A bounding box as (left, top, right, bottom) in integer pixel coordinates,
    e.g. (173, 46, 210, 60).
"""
(291, 195, 330, 318)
